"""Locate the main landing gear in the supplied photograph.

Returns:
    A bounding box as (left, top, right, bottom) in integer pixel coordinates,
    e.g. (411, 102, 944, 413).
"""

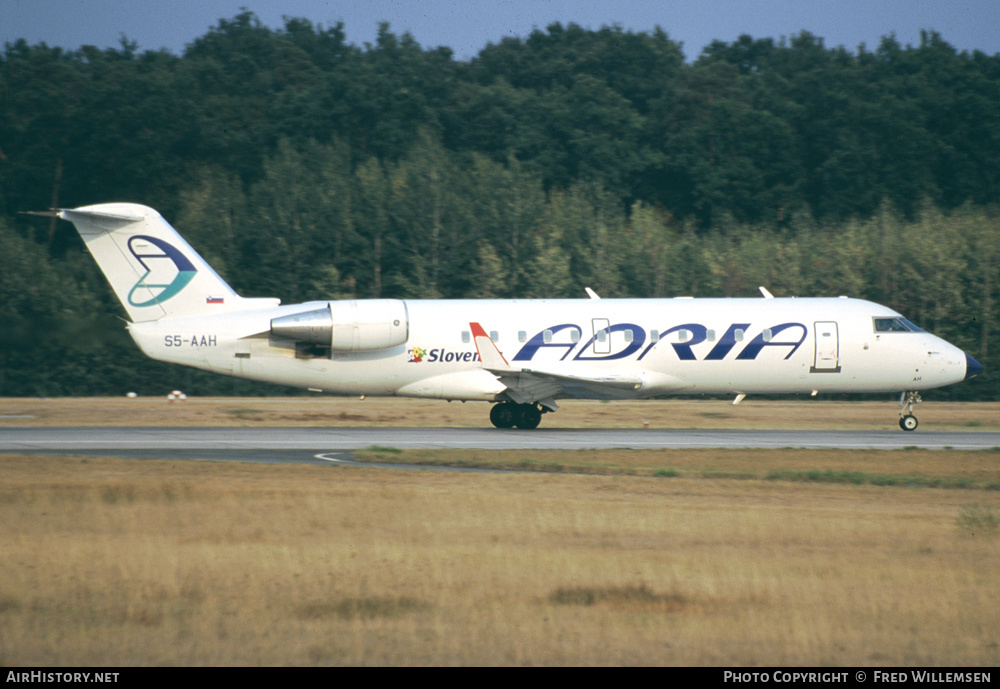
(899, 391, 921, 431)
(489, 401, 543, 430)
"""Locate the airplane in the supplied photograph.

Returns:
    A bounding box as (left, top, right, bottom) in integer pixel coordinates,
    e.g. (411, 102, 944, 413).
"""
(31, 202, 982, 431)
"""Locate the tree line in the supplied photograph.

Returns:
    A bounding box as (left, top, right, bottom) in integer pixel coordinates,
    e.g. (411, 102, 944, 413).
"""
(0, 12, 997, 398)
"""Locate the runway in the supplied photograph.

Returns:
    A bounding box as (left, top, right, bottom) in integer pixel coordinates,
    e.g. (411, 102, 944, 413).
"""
(2, 427, 998, 465)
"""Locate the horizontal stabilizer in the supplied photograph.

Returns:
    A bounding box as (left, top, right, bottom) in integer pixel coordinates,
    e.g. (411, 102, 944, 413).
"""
(24, 208, 144, 226)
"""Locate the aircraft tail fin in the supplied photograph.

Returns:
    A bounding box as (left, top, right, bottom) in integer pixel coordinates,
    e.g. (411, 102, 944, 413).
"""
(44, 203, 276, 322)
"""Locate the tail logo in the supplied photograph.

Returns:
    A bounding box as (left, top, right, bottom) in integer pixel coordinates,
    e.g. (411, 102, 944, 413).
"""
(126, 235, 197, 307)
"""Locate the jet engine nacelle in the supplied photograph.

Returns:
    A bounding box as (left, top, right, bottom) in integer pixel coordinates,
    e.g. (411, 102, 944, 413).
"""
(270, 300, 409, 351)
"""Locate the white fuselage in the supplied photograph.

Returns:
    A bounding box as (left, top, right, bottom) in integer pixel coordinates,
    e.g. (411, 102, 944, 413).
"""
(49, 202, 979, 430)
(127, 296, 970, 402)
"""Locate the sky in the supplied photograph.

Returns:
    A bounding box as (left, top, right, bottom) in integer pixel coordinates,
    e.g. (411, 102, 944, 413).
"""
(2, 0, 999, 62)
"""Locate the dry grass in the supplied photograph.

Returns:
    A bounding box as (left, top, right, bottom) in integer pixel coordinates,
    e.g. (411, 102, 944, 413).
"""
(1, 396, 998, 430)
(355, 446, 1000, 488)
(2, 397, 997, 665)
(1, 450, 999, 666)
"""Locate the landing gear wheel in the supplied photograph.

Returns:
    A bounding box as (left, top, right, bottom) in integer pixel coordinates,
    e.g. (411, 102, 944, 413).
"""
(489, 402, 517, 429)
(514, 404, 542, 430)
(898, 391, 922, 432)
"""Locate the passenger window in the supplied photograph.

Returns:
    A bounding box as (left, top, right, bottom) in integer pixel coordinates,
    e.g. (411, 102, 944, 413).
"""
(543, 329, 553, 344)
(570, 330, 580, 343)
(762, 328, 772, 342)
(518, 331, 527, 343)
(735, 329, 744, 342)
(650, 330, 659, 343)
(490, 330, 499, 342)
(707, 329, 716, 342)
(462, 331, 470, 343)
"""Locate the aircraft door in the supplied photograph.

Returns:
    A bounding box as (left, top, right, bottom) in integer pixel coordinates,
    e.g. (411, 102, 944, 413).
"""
(811, 321, 840, 372)
(592, 318, 611, 354)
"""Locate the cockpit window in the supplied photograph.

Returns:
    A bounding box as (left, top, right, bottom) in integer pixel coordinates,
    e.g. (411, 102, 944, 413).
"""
(873, 317, 924, 333)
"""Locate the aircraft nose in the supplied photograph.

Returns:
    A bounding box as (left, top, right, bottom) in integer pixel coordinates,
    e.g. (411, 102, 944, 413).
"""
(965, 354, 983, 380)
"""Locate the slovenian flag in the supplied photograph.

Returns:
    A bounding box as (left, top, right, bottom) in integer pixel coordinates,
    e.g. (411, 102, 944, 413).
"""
(206, 296, 224, 304)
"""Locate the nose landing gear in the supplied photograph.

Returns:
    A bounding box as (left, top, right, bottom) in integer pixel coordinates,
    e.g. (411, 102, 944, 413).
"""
(899, 391, 921, 431)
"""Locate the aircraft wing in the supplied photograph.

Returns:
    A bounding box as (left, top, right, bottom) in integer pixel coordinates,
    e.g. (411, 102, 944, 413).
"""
(470, 322, 657, 409)
(492, 368, 644, 406)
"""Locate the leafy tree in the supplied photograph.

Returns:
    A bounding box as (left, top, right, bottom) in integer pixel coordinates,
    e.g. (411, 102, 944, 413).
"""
(452, 154, 545, 296)
(622, 201, 674, 297)
(240, 139, 358, 301)
(2, 14, 999, 398)
(353, 156, 391, 297)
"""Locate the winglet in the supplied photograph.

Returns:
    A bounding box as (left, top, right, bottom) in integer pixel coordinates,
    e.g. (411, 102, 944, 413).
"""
(470, 322, 511, 370)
